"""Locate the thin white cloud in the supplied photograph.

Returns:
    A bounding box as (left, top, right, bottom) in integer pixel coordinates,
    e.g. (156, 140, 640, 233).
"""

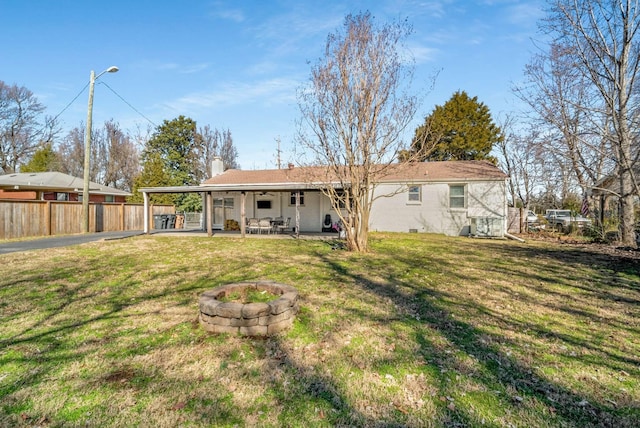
(407, 43, 439, 64)
(156, 62, 180, 71)
(414, 0, 456, 19)
(506, 1, 544, 26)
(141, 61, 210, 74)
(208, 1, 245, 23)
(162, 77, 300, 114)
(180, 63, 210, 74)
(249, 6, 344, 57)
(246, 61, 280, 76)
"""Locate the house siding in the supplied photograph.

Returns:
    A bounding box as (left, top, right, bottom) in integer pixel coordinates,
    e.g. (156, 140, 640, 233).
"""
(179, 161, 509, 236)
(369, 180, 507, 236)
(211, 191, 325, 232)
(207, 179, 507, 236)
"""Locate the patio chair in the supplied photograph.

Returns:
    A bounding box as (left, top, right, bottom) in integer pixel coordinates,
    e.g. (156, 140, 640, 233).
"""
(276, 217, 291, 234)
(322, 214, 333, 232)
(247, 218, 260, 234)
(258, 218, 272, 234)
(273, 216, 284, 233)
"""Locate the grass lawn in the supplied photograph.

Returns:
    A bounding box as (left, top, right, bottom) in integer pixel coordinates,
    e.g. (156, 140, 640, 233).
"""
(0, 233, 638, 427)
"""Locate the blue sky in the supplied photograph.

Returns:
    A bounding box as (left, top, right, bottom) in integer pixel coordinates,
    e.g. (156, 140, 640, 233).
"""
(2, 0, 545, 170)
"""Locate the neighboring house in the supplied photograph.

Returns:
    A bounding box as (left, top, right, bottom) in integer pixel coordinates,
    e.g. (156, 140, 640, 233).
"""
(590, 166, 640, 224)
(591, 165, 640, 198)
(139, 159, 509, 237)
(0, 172, 131, 202)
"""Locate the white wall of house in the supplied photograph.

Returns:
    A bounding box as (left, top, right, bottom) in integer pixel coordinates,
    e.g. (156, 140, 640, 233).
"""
(209, 179, 507, 235)
(369, 180, 508, 236)
(211, 191, 325, 232)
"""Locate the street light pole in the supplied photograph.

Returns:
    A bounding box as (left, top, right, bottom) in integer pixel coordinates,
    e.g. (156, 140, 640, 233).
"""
(82, 66, 118, 233)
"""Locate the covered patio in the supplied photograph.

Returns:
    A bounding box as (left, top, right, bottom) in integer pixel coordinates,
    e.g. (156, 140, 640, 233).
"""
(138, 182, 341, 238)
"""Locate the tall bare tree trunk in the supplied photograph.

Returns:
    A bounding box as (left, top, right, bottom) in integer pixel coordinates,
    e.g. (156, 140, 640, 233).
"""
(545, 0, 640, 247)
(297, 13, 429, 252)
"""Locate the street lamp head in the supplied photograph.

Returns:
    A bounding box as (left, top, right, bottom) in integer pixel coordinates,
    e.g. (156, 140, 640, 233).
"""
(106, 66, 119, 73)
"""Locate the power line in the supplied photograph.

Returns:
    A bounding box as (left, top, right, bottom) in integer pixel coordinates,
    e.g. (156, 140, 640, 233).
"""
(51, 82, 90, 124)
(101, 82, 157, 128)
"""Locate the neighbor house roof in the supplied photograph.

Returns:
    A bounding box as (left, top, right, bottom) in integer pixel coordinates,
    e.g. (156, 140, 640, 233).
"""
(0, 172, 131, 196)
(591, 165, 640, 198)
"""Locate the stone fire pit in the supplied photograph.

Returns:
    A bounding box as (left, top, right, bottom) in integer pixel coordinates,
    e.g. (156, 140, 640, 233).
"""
(199, 281, 299, 336)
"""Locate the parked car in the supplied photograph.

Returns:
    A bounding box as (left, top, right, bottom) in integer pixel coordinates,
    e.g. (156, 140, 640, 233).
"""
(544, 209, 591, 232)
(526, 210, 539, 224)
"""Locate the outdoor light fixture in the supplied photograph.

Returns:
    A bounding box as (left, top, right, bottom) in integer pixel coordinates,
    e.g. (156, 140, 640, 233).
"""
(82, 65, 118, 233)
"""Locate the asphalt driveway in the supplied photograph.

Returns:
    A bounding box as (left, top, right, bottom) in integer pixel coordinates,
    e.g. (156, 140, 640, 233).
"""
(0, 231, 143, 255)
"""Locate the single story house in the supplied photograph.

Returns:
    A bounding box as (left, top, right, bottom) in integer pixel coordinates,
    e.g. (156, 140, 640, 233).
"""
(0, 172, 131, 202)
(139, 159, 509, 237)
(589, 166, 640, 224)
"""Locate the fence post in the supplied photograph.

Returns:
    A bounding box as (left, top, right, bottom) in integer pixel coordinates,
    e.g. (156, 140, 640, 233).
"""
(45, 201, 52, 236)
(149, 203, 154, 233)
(120, 203, 125, 231)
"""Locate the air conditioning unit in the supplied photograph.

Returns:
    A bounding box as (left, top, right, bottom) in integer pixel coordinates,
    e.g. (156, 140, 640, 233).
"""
(470, 217, 503, 237)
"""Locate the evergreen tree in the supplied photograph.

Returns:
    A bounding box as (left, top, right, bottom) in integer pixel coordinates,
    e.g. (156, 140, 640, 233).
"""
(130, 152, 175, 204)
(412, 91, 502, 162)
(19, 143, 60, 172)
(130, 116, 200, 207)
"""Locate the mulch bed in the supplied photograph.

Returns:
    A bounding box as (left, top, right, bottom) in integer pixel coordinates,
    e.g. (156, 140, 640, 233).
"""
(517, 232, 640, 261)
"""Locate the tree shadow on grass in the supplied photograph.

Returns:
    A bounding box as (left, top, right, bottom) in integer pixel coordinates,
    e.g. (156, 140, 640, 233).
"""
(480, 240, 640, 296)
(258, 335, 387, 427)
(311, 239, 639, 427)
(0, 262, 222, 425)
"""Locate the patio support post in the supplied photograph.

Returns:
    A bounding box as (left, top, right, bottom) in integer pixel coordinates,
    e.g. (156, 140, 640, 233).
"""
(295, 190, 300, 238)
(201, 192, 206, 231)
(206, 191, 213, 237)
(143, 191, 149, 234)
(240, 191, 246, 238)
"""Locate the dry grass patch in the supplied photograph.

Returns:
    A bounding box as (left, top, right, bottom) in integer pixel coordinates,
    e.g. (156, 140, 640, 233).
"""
(0, 233, 638, 427)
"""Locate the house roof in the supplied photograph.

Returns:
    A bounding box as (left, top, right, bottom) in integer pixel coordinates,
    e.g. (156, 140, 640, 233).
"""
(0, 172, 132, 196)
(376, 160, 508, 182)
(138, 160, 507, 194)
(591, 165, 640, 198)
(201, 160, 507, 185)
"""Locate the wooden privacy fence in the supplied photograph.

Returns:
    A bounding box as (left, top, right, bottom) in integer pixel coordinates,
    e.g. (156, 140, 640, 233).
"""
(507, 207, 528, 234)
(0, 200, 175, 240)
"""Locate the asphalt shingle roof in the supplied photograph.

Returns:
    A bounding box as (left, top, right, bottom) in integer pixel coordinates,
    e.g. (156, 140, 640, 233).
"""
(0, 172, 131, 196)
(202, 160, 507, 186)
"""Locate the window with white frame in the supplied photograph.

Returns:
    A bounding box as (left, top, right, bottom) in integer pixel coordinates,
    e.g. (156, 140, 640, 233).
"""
(449, 184, 466, 208)
(408, 185, 421, 203)
(214, 198, 234, 208)
(335, 190, 351, 209)
(289, 191, 304, 206)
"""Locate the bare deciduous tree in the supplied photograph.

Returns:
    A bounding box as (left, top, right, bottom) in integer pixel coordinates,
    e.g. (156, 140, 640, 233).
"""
(99, 120, 140, 192)
(497, 116, 544, 210)
(0, 81, 58, 173)
(196, 125, 239, 179)
(297, 12, 427, 252)
(57, 127, 84, 178)
(514, 42, 612, 207)
(544, 0, 640, 246)
(58, 121, 140, 192)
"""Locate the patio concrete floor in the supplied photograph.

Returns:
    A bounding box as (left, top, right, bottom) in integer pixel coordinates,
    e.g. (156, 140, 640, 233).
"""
(149, 229, 342, 240)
